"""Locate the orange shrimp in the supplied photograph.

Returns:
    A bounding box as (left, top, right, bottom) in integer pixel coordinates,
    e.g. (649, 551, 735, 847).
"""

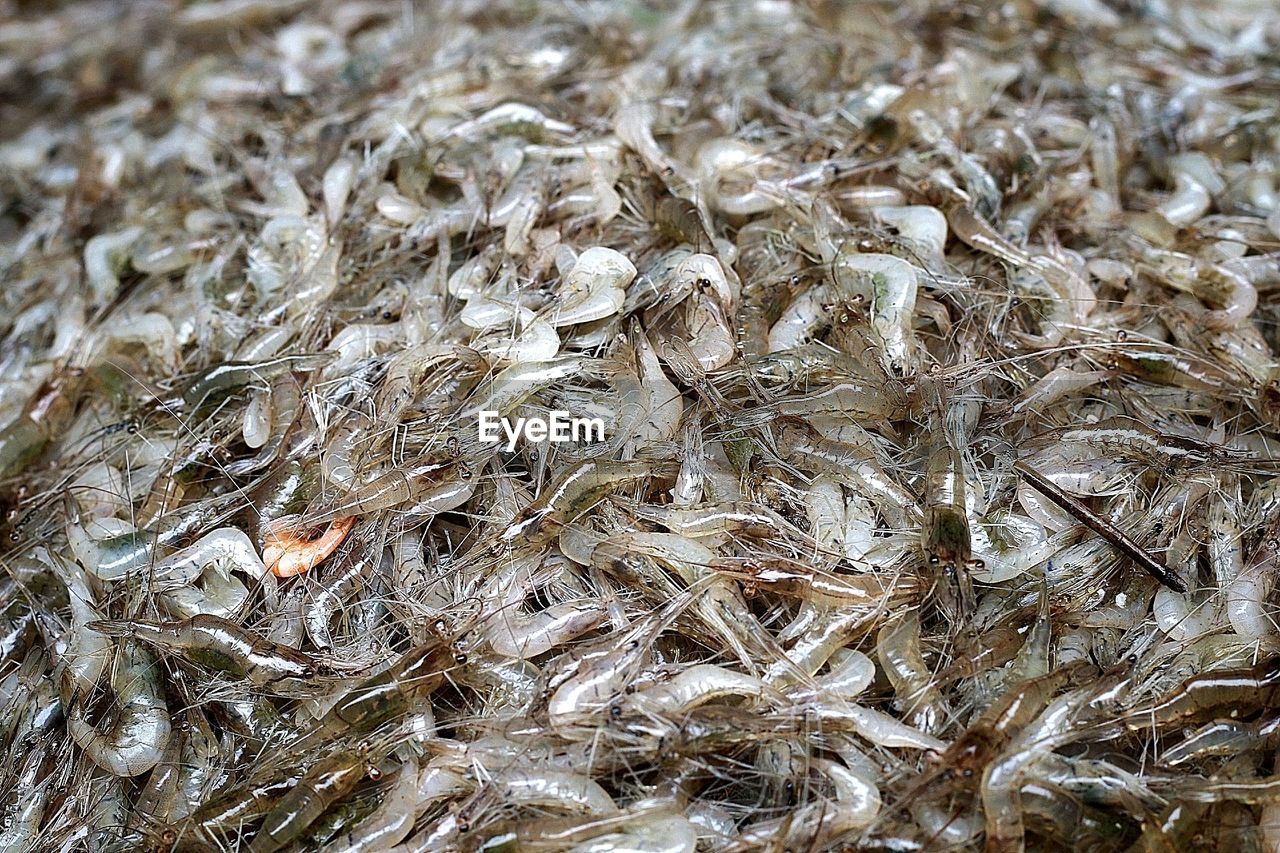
(262, 516, 355, 577)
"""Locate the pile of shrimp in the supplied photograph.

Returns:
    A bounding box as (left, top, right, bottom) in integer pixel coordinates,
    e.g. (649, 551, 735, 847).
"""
(4, 0, 1280, 850)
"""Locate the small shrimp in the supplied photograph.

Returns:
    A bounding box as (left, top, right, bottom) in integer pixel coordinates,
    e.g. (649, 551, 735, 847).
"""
(631, 501, 779, 538)
(305, 550, 376, 650)
(183, 771, 302, 841)
(152, 526, 270, 587)
(1098, 346, 1243, 395)
(68, 639, 172, 777)
(1014, 460, 1185, 592)
(301, 636, 464, 743)
(250, 747, 383, 853)
(43, 550, 111, 693)
(499, 459, 675, 545)
(920, 377, 973, 575)
(263, 515, 354, 577)
(0, 747, 53, 850)
(738, 758, 881, 847)
(625, 665, 770, 715)
(326, 756, 421, 853)
(492, 767, 618, 816)
(830, 250, 920, 376)
(775, 418, 920, 526)
(767, 281, 835, 352)
(181, 353, 331, 410)
(88, 614, 323, 688)
(1124, 655, 1280, 730)
(84, 226, 144, 303)
(1159, 713, 1280, 766)
(770, 378, 907, 422)
(877, 612, 949, 734)
(546, 601, 686, 735)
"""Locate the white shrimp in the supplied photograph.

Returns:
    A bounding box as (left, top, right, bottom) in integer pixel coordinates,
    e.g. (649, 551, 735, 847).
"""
(68, 640, 171, 777)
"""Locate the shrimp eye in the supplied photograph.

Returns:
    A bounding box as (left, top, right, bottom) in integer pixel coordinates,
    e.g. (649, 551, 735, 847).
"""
(382, 310, 393, 320)
(453, 651, 468, 665)
(609, 704, 623, 719)
(367, 764, 382, 780)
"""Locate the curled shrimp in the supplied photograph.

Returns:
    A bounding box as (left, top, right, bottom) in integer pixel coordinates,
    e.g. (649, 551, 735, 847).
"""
(68, 639, 171, 777)
(262, 516, 355, 577)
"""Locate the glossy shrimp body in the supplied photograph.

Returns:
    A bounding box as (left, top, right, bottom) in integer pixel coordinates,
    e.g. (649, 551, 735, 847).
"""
(88, 615, 322, 688)
(305, 638, 461, 742)
(1124, 655, 1280, 730)
(67, 639, 172, 777)
(499, 459, 674, 546)
(249, 749, 377, 853)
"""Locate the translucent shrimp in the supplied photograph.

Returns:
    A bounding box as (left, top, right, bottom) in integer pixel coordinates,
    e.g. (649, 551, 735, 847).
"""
(480, 549, 607, 659)
(1208, 483, 1271, 638)
(546, 605, 682, 735)
(921, 377, 973, 574)
(495, 768, 618, 815)
(44, 550, 111, 693)
(684, 288, 736, 370)
(945, 203, 1096, 337)
(775, 419, 920, 526)
(327, 756, 421, 853)
(1159, 713, 1280, 766)
(549, 247, 636, 326)
(88, 614, 323, 688)
(0, 747, 53, 850)
(870, 204, 949, 271)
(597, 532, 779, 666)
(250, 747, 381, 853)
(738, 758, 880, 846)
(767, 281, 834, 352)
(304, 550, 376, 650)
(84, 225, 144, 303)
(1157, 171, 1212, 227)
(1123, 655, 1280, 730)
(499, 459, 675, 546)
(625, 665, 769, 715)
(301, 636, 462, 742)
(1014, 461, 1186, 592)
(152, 526, 270, 586)
(877, 612, 948, 734)
(68, 639, 171, 777)
(560, 810, 699, 853)
(830, 250, 920, 376)
(980, 680, 1123, 851)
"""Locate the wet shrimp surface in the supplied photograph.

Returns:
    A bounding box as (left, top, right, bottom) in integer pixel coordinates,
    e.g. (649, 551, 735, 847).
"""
(3, 0, 1280, 850)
